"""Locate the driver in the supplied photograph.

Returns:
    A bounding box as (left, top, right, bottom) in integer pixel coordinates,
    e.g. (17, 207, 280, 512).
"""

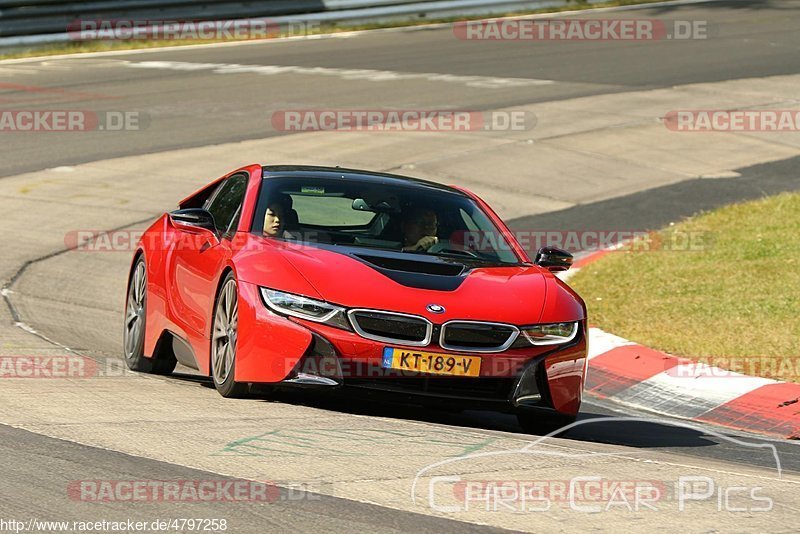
(401, 207, 439, 252)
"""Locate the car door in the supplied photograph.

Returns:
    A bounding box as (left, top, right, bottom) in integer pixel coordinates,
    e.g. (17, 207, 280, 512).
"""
(167, 173, 248, 337)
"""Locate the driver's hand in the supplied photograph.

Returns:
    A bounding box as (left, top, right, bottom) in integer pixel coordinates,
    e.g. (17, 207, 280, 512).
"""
(414, 236, 438, 251)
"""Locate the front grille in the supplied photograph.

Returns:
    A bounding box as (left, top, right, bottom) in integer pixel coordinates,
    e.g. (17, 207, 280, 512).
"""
(441, 321, 518, 352)
(348, 310, 431, 346)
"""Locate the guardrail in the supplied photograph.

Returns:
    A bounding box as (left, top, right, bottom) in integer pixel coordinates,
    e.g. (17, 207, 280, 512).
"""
(0, 0, 604, 47)
(0, 0, 328, 37)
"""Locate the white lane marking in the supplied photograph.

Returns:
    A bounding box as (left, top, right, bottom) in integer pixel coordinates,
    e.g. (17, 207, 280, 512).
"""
(557, 239, 636, 283)
(587, 327, 636, 360)
(556, 267, 579, 283)
(628, 368, 776, 411)
(125, 60, 554, 88)
(12, 321, 78, 354)
(587, 327, 780, 413)
(0, 66, 43, 76)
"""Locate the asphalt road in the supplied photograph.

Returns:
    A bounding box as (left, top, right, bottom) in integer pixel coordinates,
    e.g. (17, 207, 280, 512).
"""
(2, 0, 800, 531)
(1, 0, 800, 177)
(508, 154, 800, 234)
(0, 424, 510, 534)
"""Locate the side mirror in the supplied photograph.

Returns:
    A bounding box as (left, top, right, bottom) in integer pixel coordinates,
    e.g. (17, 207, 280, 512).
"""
(534, 247, 573, 272)
(169, 208, 217, 234)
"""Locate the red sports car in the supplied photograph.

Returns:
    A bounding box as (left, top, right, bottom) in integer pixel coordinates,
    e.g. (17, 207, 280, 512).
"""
(124, 164, 587, 432)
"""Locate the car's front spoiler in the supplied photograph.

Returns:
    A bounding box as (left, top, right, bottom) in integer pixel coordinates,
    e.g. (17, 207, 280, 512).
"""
(268, 316, 586, 417)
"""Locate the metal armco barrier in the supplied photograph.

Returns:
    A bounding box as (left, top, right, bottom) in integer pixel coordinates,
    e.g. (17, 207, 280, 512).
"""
(0, 0, 605, 45)
(0, 0, 328, 37)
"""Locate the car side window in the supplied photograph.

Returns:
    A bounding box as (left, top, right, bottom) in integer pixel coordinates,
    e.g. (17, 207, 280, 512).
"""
(205, 174, 248, 235)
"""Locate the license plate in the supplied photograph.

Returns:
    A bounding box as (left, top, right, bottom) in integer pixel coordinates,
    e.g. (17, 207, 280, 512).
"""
(381, 347, 481, 377)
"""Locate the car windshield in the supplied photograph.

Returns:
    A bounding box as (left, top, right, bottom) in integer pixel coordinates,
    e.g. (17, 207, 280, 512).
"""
(252, 176, 521, 265)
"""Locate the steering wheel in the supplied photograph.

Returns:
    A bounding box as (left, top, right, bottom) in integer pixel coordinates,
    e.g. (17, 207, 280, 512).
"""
(427, 240, 480, 258)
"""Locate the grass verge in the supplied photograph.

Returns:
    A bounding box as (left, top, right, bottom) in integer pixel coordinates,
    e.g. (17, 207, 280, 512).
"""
(568, 192, 800, 383)
(1, 0, 673, 60)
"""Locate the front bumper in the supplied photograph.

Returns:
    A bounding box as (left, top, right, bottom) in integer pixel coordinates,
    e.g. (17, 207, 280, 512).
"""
(235, 281, 587, 416)
(282, 318, 587, 417)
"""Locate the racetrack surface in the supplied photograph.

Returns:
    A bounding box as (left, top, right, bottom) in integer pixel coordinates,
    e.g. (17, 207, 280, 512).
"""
(2, 1, 800, 531)
(3, 0, 800, 178)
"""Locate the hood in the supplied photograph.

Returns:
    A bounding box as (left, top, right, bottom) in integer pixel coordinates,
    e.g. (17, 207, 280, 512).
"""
(268, 242, 573, 325)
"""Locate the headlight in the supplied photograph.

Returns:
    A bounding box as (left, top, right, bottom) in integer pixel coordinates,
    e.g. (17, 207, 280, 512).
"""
(260, 288, 350, 329)
(519, 322, 579, 345)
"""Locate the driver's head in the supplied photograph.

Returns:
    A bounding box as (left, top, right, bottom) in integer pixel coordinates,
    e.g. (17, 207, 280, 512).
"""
(402, 207, 438, 244)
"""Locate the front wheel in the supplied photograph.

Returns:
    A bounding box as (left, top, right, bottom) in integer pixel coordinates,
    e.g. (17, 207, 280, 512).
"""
(211, 273, 248, 398)
(516, 411, 577, 436)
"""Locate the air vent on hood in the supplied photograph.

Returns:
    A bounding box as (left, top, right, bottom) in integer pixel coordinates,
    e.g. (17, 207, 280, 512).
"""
(354, 254, 464, 276)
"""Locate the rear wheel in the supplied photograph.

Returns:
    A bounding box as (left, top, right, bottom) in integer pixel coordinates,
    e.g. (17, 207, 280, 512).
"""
(211, 273, 248, 398)
(516, 411, 577, 436)
(123, 257, 175, 375)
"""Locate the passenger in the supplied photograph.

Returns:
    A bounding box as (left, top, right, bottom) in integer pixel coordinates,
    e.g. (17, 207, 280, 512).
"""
(263, 202, 286, 238)
(263, 194, 293, 238)
(401, 208, 439, 252)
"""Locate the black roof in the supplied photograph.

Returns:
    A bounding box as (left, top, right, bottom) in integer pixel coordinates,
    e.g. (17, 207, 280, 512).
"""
(261, 165, 465, 196)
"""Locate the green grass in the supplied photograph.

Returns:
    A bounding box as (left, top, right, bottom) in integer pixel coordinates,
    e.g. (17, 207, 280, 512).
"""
(569, 192, 800, 382)
(0, 0, 671, 60)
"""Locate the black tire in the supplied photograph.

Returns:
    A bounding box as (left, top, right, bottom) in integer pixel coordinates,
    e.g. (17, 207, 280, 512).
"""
(123, 256, 176, 375)
(210, 273, 248, 398)
(516, 411, 577, 436)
